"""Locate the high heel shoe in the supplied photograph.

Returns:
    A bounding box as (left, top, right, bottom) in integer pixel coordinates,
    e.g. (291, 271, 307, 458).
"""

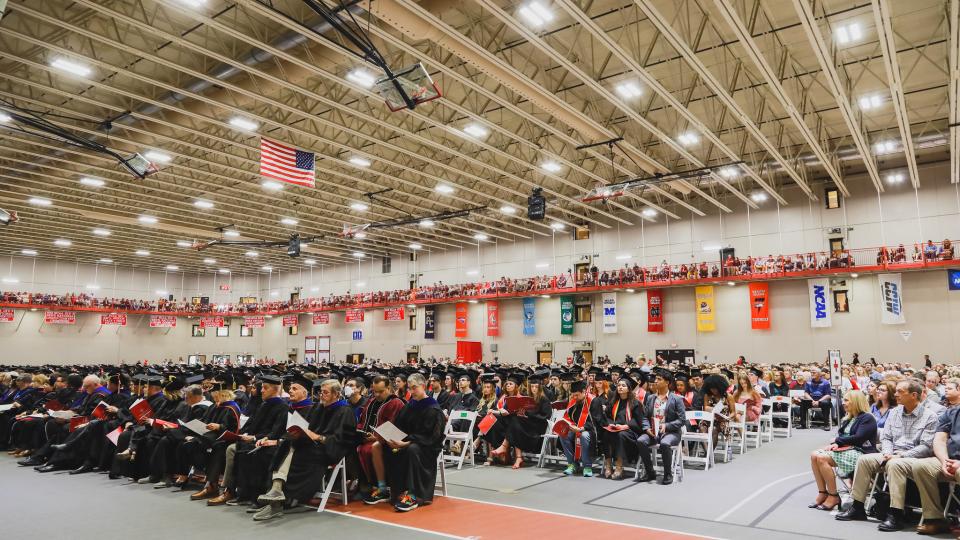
(816, 492, 841, 511)
(807, 490, 827, 508)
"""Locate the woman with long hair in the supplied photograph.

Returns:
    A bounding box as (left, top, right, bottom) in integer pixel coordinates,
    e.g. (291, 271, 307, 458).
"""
(700, 374, 737, 448)
(501, 375, 551, 469)
(870, 380, 897, 429)
(485, 373, 523, 466)
(473, 377, 498, 458)
(602, 378, 643, 479)
(808, 390, 877, 511)
(732, 371, 762, 422)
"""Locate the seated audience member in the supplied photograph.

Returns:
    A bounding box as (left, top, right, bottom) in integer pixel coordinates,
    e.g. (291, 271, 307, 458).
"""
(383, 373, 446, 512)
(637, 369, 685, 484)
(800, 368, 832, 429)
(601, 377, 643, 480)
(253, 378, 355, 521)
(559, 379, 604, 477)
(733, 371, 763, 423)
(835, 379, 939, 531)
(943, 378, 960, 408)
(358, 375, 404, 504)
(700, 374, 737, 449)
(924, 371, 944, 407)
(870, 380, 897, 430)
(808, 391, 877, 511)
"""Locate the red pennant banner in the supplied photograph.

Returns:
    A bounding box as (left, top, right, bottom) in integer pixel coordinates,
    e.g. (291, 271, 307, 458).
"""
(486, 301, 499, 336)
(219, 284, 231, 291)
(149, 315, 177, 328)
(243, 316, 265, 328)
(44, 311, 76, 325)
(647, 289, 664, 332)
(282, 315, 299, 327)
(0, 308, 14, 322)
(100, 313, 127, 326)
(455, 302, 468, 338)
(312, 313, 329, 325)
(199, 316, 224, 328)
(384, 306, 405, 321)
(345, 309, 364, 323)
(749, 282, 770, 330)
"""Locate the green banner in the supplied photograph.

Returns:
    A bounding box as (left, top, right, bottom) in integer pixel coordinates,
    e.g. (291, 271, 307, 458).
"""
(560, 295, 574, 335)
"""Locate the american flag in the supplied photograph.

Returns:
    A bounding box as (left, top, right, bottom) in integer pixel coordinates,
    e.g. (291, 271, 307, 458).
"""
(259, 138, 315, 188)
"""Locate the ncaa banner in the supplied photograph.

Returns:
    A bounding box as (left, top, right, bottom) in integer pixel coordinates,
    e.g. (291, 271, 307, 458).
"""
(44, 311, 76, 325)
(282, 315, 298, 327)
(311, 313, 329, 325)
(522, 297, 535, 336)
(0, 308, 15, 323)
(455, 302, 468, 338)
(149, 315, 177, 328)
(244, 316, 265, 328)
(424, 305, 436, 339)
(647, 289, 664, 332)
(384, 306, 405, 321)
(749, 282, 770, 330)
(560, 295, 574, 335)
(879, 273, 906, 325)
(199, 316, 224, 328)
(601, 293, 617, 334)
(808, 278, 832, 328)
(100, 313, 127, 327)
(345, 308, 364, 323)
(486, 301, 499, 337)
(695, 286, 715, 332)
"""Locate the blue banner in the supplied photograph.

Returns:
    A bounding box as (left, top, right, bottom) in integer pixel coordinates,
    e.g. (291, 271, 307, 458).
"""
(522, 297, 535, 336)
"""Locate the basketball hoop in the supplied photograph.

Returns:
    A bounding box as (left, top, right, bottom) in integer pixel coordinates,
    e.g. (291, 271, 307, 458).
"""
(375, 62, 442, 112)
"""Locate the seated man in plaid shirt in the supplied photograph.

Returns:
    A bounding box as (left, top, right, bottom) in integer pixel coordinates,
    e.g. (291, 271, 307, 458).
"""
(835, 379, 939, 532)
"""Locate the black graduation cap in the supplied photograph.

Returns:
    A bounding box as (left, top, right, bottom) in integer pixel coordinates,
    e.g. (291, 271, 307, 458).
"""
(164, 376, 185, 392)
(595, 371, 611, 382)
(610, 366, 625, 376)
(505, 371, 524, 386)
(288, 373, 314, 392)
(185, 374, 204, 385)
(689, 368, 702, 379)
(619, 376, 636, 391)
(570, 379, 588, 393)
(478, 373, 498, 384)
(587, 366, 601, 375)
(720, 368, 734, 379)
(527, 370, 549, 385)
(257, 371, 283, 385)
(145, 374, 164, 386)
(748, 366, 764, 378)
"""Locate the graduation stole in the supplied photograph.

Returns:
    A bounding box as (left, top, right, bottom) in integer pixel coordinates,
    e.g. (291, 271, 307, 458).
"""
(610, 398, 632, 424)
(327, 399, 348, 409)
(683, 391, 694, 407)
(563, 394, 593, 460)
(290, 398, 313, 411)
(220, 401, 241, 429)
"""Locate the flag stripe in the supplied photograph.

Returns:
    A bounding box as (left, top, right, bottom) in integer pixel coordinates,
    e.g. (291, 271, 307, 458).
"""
(260, 138, 315, 188)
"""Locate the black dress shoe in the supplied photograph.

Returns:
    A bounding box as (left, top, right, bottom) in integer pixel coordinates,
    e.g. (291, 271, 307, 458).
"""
(36, 464, 59, 473)
(70, 464, 94, 475)
(660, 475, 674, 485)
(835, 501, 868, 521)
(17, 458, 43, 467)
(108, 472, 121, 480)
(877, 509, 904, 532)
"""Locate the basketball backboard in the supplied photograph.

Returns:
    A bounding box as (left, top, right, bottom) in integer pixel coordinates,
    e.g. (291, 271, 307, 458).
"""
(376, 62, 441, 112)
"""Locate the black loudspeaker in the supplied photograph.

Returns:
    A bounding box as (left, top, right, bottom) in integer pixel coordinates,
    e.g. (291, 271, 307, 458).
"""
(720, 247, 735, 262)
(287, 234, 301, 258)
(527, 187, 545, 220)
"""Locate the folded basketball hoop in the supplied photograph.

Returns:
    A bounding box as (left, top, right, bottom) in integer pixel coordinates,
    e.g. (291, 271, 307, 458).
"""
(124, 152, 159, 178)
(375, 62, 441, 112)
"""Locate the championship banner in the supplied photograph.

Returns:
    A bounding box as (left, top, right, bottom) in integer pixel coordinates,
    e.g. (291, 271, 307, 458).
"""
(282, 315, 299, 327)
(244, 316, 265, 328)
(199, 316, 224, 328)
(100, 313, 127, 327)
(312, 313, 329, 325)
(149, 315, 177, 328)
(522, 298, 535, 336)
(384, 306, 405, 321)
(455, 302, 468, 338)
(694, 286, 715, 332)
(560, 295, 574, 335)
(879, 273, 906, 325)
(0, 308, 14, 323)
(44, 311, 76, 325)
(486, 301, 499, 337)
(749, 282, 770, 330)
(647, 289, 664, 332)
(345, 309, 364, 323)
(601, 293, 617, 334)
(808, 278, 832, 328)
(424, 305, 436, 339)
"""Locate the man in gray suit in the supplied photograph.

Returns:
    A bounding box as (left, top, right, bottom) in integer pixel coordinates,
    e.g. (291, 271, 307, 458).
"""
(637, 368, 686, 484)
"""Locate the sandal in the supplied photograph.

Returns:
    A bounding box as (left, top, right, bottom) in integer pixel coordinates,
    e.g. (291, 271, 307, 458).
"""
(512, 457, 523, 469)
(807, 490, 827, 508)
(815, 492, 840, 511)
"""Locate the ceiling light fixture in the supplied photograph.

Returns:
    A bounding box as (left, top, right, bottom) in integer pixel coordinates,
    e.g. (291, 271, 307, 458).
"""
(474, 233, 489, 241)
(135, 249, 150, 256)
(874, 140, 897, 154)
(228, 117, 258, 131)
(261, 265, 273, 271)
(51, 58, 92, 77)
(218, 268, 231, 274)
(304, 259, 316, 266)
(614, 81, 643, 99)
(280, 217, 298, 226)
(54, 239, 72, 247)
(165, 265, 179, 271)
(350, 202, 369, 211)
(21, 249, 37, 256)
(886, 172, 905, 184)
(245, 251, 258, 257)
(98, 258, 113, 264)
(193, 200, 214, 209)
(223, 230, 240, 238)
(541, 160, 563, 173)
(462, 123, 489, 138)
(642, 208, 658, 218)
(677, 132, 699, 146)
(500, 205, 517, 215)
(144, 150, 172, 163)
(435, 184, 455, 194)
(858, 94, 883, 110)
(203, 258, 216, 264)
(408, 243, 422, 250)
(517, 1, 554, 27)
(349, 157, 372, 167)
(751, 192, 769, 203)
(419, 219, 435, 227)
(80, 177, 105, 187)
(352, 251, 365, 258)
(719, 166, 739, 179)
(262, 180, 283, 191)
(176, 240, 192, 248)
(138, 215, 158, 224)
(28, 197, 52, 206)
(0, 112, 11, 123)
(92, 228, 111, 237)
(354, 231, 367, 239)
(346, 68, 377, 88)
(550, 222, 565, 231)
(835, 22, 863, 45)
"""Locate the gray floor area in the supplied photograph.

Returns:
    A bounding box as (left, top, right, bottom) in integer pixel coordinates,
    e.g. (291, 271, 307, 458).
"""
(1, 428, 949, 539)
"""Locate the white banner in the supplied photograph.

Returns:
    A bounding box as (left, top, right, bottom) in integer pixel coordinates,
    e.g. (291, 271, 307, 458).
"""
(808, 278, 832, 328)
(602, 293, 617, 334)
(878, 273, 905, 325)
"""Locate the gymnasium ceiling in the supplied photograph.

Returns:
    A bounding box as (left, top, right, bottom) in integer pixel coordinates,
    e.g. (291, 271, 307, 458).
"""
(0, 0, 954, 276)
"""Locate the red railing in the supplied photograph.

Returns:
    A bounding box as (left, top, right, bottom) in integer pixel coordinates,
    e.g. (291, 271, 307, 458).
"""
(0, 241, 956, 318)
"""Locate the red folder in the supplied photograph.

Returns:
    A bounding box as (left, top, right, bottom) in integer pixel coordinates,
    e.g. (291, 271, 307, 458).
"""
(504, 396, 536, 414)
(45, 400, 64, 412)
(552, 418, 571, 438)
(91, 402, 108, 420)
(477, 412, 497, 435)
(603, 424, 629, 432)
(69, 416, 88, 432)
(129, 399, 154, 424)
(551, 400, 568, 410)
(106, 426, 123, 446)
(218, 431, 242, 443)
(153, 419, 178, 430)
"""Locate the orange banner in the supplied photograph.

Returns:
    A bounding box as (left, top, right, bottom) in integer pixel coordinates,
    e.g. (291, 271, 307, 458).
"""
(749, 282, 770, 330)
(455, 302, 468, 338)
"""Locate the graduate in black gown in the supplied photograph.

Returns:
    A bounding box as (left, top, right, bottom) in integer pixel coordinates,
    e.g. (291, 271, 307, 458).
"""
(601, 377, 645, 479)
(185, 380, 243, 500)
(37, 374, 112, 472)
(383, 373, 445, 512)
(252, 377, 356, 521)
(500, 372, 551, 469)
(141, 378, 211, 487)
(0, 374, 40, 449)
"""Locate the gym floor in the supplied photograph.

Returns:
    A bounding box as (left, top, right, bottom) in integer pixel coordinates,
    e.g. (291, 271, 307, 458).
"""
(1, 428, 942, 539)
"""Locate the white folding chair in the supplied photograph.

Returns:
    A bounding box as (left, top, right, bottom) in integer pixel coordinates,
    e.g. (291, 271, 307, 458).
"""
(711, 402, 735, 463)
(769, 395, 793, 438)
(681, 410, 713, 471)
(788, 389, 805, 426)
(758, 399, 774, 443)
(435, 453, 447, 497)
(315, 457, 349, 513)
(739, 402, 762, 449)
(443, 410, 478, 469)
(536, 410, 567, 468)
(730, 403, 750, 453)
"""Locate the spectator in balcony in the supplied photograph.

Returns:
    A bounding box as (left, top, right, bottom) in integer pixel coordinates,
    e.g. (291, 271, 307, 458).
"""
(924, 240, 940, 259)
(893, 243, 906, 262)
(941, 239, 953, 260)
